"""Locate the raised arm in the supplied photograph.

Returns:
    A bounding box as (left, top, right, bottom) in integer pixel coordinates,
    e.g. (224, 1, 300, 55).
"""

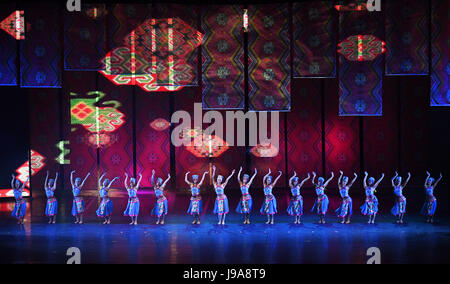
(263, 169, 271, 186)
(136, 173, 143, 189)
(124, 173, 129, 189)
(11, 174, 15, 189)
(45, 171, 49, 188)
(248, 168, 258, 187)
(198, 171, 208, 187)
(150, 169, 155, 187)
(391, 171, 398, 187)
(211, 165, 216, 182)
(237, 167, 242, 183)
(374, 173, 385, 188)
(289, 171, 297, 188)
(300, 173, 311, 187)
(363, 171, 368, 189)
(323, 172, 334, 188)
(53, 172, 59, 190)
(223, 170, 235, 188)
(338, 171, 343, 186)
(162, 174, 171, 189)
(272, 171, 283, 188)
(184, 172, 192, 186)
(20, 177, 29, 190)
(434, 173, 443, 188)
(70, 170, 75, 188)
(107, 177, 120, 188)
(99, 172, 107, 189)
(80, 172, 91, 189)
(348, 172, 358, 187)
(402, 172, 411, 188)
(311, 171, 317, 186)
(425, 171, 431, 187)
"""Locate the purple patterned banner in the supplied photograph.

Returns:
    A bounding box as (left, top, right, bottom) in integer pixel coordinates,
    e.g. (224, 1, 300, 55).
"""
(338, 9, 383, 116)
(385, 0, 429, 75)
(430, 0, 449, 106)
(0, 4, 17, 86)
(20, 3, 61, 87)
(202, 5, 245, 109)
(293, 1, 336, 78)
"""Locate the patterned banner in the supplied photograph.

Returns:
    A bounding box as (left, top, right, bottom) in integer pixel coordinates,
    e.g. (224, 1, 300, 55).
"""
(152, 3, 201, 86)
(202, 5, 245, 109)
(385, 0, 429, 75)
(431, 0, 449, 106)
(0, 4, 18, 86)
(64, 4, 107, 70)
(338, 9, 383, 116)
(135, 88, 171, 188)
(20, 3, 61, 87)
(248, 4, 291, 111)
(363, 77, 399, 187)
(325, 79, 360, 175)
(293, 1, 336, 78)
(97, 76, 134, 185)
(29, 89, 61, 195)
(63, 71, 98, 190)
(287, 79, 323, 179)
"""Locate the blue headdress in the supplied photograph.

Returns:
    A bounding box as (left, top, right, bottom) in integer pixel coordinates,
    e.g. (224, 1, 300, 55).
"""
(318, 177, 324, 183)
(292, 177, 299, 183)
(192, 175, 199, 182)
(217, 175, 223, 181)
(395, 176, 402, 184)
(265, 175, 273, 183)
(130, 177, 136, 184)
(368, 177, 375, 184)
(427, 177, 435, 184)
(342, 176, 349, 182)
(243, 174, 250, 180)
(157, 177, 163, 184)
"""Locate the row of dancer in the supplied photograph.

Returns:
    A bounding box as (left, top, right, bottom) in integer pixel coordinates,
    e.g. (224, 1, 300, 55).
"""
(10, 168, 442, 225)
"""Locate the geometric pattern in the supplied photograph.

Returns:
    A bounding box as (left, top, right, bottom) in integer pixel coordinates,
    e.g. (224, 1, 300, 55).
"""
(0, 4, 18, 86)
(202, 5, 245, 109)
(385, 0, 429, 75)
(293, 1, 336, 78)
(248, 4, 291, 111)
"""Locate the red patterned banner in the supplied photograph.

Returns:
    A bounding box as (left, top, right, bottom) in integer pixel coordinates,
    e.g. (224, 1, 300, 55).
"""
(20, 3, 61, 87)
(401, 76, 429, 186)
(0, 4, 18, 86)
(325, 79, 360, 174)
(97, 76, 134, 184)
(338, 9, 384, 116)
(287, 79, 323, 177)
(63, 72, 98, 190)
(431, 0, 449, 106)
(385, 0, 429, 75)
(202, 5, 245, 109)
(29, 89, 61, 196)
(135, 89, 171, 188)
(293, 1, 336, 78)
(248, 4, 291, 111)
(64, 4, 107, 70)
(363, 77, 399, 187)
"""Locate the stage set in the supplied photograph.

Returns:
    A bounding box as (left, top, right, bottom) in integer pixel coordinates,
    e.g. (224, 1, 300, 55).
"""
(0, 0, 449, 264)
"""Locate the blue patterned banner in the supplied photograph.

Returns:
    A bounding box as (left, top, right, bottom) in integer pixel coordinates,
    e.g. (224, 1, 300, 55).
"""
(0, 4, 18, 86)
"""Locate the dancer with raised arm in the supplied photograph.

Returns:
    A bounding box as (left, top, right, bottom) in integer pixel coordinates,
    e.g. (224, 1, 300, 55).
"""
(361, 172, 384, 224)
(390, 171, 411, 224)
(421, 172, 442, 223)
(287, 172, 310, 224)
(70, 170, 90, 224)
(260, 169, 282, 224)
(151, 170, 171, 225)
(236, 167, 257, 224)
(123, 172, 143, 225)
(212, 165, 235, 225)
(336, 171, 357, 224)
(44, 171, 58, 224)
(311, 172, 334, 224)
(96, 172, 119, 224)
(185, 171, 208, 224)
(11, 174, 28, 224)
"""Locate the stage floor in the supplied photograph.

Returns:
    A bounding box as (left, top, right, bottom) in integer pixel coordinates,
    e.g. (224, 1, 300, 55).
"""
(0, 214, 449, 264)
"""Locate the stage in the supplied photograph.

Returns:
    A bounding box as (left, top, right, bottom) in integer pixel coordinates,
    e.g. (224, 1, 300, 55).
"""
(1, 214, 449, 264)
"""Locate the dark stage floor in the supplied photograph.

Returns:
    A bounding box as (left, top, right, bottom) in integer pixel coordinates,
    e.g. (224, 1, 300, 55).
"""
(0, 214, 449, 264)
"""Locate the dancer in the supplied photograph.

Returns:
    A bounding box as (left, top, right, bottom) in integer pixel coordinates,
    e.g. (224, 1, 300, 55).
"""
(70, 170, 90, 224)
(336, 171, 357, 224)
(236, 167, 257, 224)
(212, 165, 235, 225)
(311, 172, 334, 224)
(96, 172, 119, 224)
(44, 171, 58, 224)
(260, 169, 282, 224)
(151, 170, 171, 225)
(185, 171, 208, 224)
(123, 172, 142, 225)
(287, 172, 310, 224)
(390, 171, 411, 224)
(361, 172, 384, 224)
(421, 171, 442, 223)
(11, 174, 28, 224)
